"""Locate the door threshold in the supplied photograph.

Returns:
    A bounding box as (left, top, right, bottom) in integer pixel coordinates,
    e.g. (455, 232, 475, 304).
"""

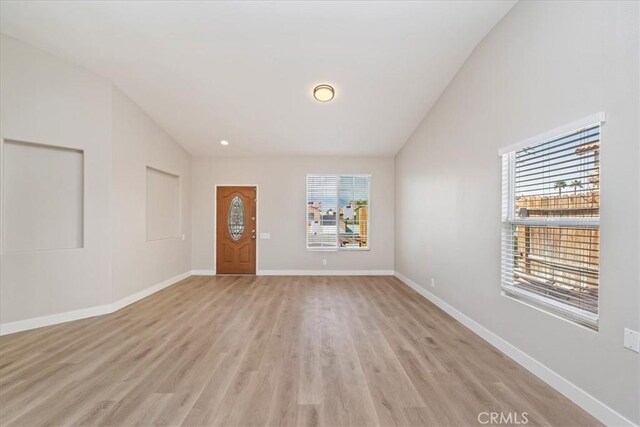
(216, 273, 256, 276)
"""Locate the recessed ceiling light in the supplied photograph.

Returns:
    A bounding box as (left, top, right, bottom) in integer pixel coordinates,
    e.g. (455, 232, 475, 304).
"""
(313, 84, 334, 102)
(220, 140, 229, 146)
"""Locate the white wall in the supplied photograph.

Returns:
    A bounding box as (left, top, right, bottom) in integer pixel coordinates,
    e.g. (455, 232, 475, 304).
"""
(191, 156, 394, 273)
(1, 34, 113, 324)
(111, 87, 191, 301)
(1, 35, 192, 326)
(394, 1, 639, 424)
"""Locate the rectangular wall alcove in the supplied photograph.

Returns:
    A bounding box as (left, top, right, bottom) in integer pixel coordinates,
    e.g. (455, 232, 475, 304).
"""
(2, 139, 84, 252)
(146, 166, 181, 241)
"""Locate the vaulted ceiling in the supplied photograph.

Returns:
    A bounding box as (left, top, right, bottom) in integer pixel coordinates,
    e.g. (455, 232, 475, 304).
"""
(0, 1, 515, 156)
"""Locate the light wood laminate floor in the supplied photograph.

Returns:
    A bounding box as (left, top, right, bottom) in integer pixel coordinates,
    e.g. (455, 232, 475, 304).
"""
(0, 275, 600, 426)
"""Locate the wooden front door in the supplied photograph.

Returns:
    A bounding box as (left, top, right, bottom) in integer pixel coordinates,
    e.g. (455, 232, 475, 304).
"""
(216, 186, 256, 274)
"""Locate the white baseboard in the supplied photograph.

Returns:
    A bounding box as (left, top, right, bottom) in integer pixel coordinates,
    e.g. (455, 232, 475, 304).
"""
(392, 271, 636, 427)
(111, 271, 191, 312)
(0, 271, 192, 336)
(0, 303, 113, 336)
(257, 269, 394, 276)
(191, 269, 215, 276)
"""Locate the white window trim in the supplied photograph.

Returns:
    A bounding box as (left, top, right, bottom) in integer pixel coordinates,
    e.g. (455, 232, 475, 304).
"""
(306, 174, 371, 252)
(498, 113, 605, 330)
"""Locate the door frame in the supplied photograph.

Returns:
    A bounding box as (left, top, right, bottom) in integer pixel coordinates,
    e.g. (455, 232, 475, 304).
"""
(214, 184, 259, 275)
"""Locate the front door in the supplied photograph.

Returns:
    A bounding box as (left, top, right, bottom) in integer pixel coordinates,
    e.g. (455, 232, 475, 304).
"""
(216, 186, 256, 274)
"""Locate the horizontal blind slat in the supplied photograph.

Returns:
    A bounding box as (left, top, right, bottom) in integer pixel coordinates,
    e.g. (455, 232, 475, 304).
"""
(515, 135, 599, 167)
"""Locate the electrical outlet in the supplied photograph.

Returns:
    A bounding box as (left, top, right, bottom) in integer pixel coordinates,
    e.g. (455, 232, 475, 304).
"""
(430, 278, 435, 288)
(624, 328, 639, 353)
(181, 234, 185, 241)
(322, 259, 327, 266)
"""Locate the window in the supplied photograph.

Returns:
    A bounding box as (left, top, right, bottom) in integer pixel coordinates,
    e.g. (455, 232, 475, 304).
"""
(500, 115, 603, 329)
(306, 174, 370, 250)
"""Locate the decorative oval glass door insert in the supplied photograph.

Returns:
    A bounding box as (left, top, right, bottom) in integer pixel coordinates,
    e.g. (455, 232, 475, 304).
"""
(228, 196, 245, 240)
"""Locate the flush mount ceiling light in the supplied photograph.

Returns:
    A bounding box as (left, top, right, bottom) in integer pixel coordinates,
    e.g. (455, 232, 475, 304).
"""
(220, 140, 229, 146)
(313, 84, 335, 102)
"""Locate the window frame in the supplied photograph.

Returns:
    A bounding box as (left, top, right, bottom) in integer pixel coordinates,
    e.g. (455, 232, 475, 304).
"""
(306, 174, 371, 252)
(499, 113, 605, 330)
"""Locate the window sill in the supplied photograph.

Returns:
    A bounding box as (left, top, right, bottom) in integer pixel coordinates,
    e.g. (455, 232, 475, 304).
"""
(306, 247, 370, 252)
(501, 288, 598, 332)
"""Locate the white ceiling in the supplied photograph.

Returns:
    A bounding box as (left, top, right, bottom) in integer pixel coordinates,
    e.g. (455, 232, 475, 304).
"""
(0, 1, 515, 157)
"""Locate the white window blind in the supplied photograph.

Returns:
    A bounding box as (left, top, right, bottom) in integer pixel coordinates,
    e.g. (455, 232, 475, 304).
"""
(307, 174, 370, 250)
(338, 176, 370, 249)
(501, 120, 602, 329)
(306, 175, 338, 249)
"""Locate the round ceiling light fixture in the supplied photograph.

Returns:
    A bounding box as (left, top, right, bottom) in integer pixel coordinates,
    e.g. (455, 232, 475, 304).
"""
(220, 140, 229, 146)
(313, 84, 335, 102)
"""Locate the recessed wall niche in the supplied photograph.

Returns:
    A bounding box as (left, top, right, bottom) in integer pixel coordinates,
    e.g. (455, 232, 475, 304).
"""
(2, 140, 84, 252)
(146, 166, 181, 241)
